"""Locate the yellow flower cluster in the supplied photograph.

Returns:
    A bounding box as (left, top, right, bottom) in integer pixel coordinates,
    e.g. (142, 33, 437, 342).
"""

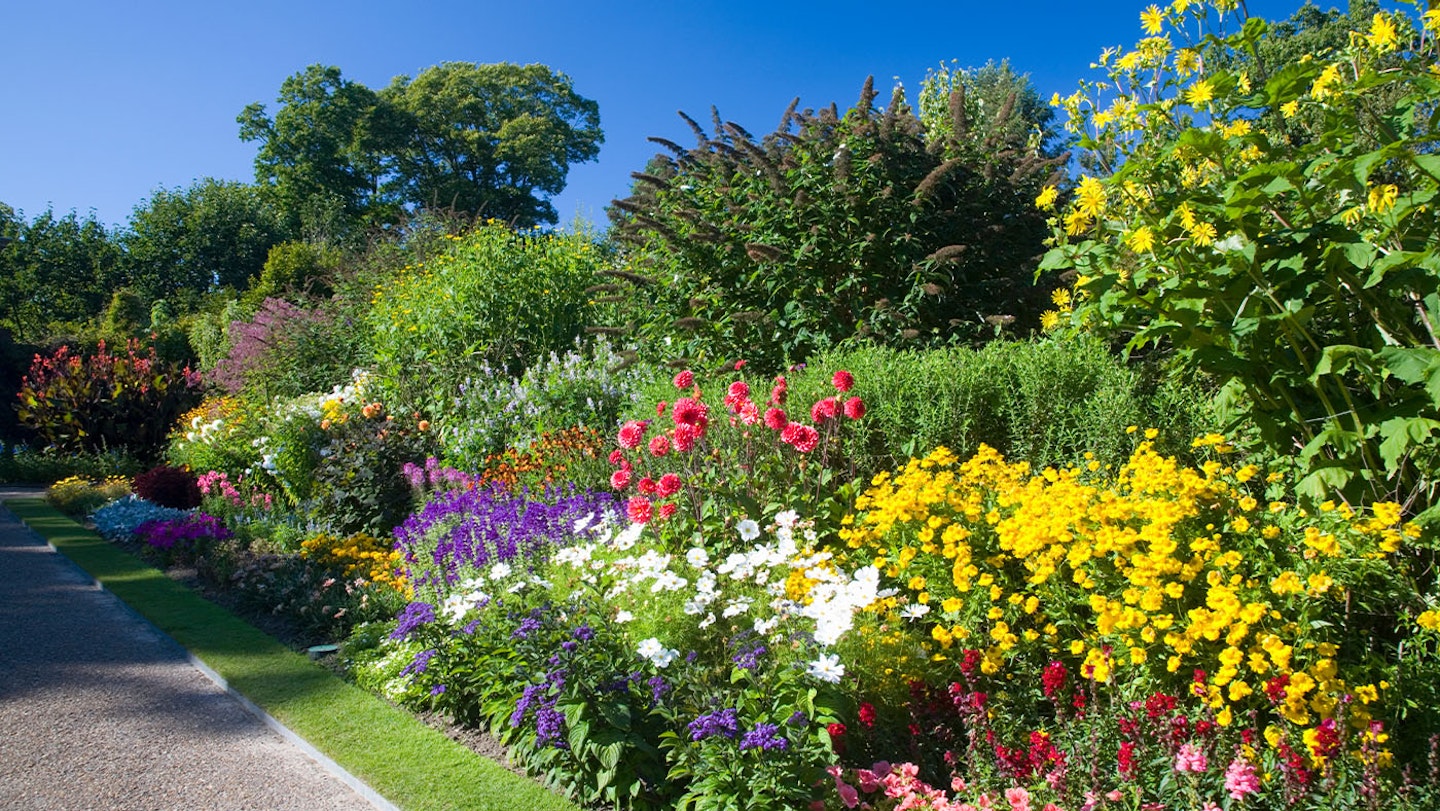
(840, 440, 1420, 734)
(300, 532, 410, 596)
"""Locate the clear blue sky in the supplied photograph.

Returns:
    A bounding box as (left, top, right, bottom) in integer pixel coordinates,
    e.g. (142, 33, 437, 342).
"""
(2, 0, 1312, 231)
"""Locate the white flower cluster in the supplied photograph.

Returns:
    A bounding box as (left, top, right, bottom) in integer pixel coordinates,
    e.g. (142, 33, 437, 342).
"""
(552, 509, 884, 649)
(182, 414, 227, 445)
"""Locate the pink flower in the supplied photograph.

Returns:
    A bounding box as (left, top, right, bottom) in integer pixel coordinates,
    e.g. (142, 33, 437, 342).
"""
(671, 397, 709, 430)
(1224, 756, 1260, 800)
(1175, 742, 1208, 773)
(618, 420, 647, 449)
(610, 469, 631, 491)
(673, 423, 700, 451)
(657, 472, 682, 497)
(737, 400, 760, 425)
(769, 375, 788, 405)
(764, 407, 788, 431)
(832, 369, 855, 392)
(673, 370, 694, 389)
(648, 434, 671, 457)
(726, 380, 750, 400)
(658, 502, 678, 520)
(608, 449, 626, 467)
(734, 359, 746, 370)
(782, 422, 820, 453)
(637, 477, 657, 495)
(626, 497, 652, 524)
(810, 396, 839, 423)
(844, 396, 866, 420)
(655, 400, 667, 416)
(1004, 787, 1031, 811)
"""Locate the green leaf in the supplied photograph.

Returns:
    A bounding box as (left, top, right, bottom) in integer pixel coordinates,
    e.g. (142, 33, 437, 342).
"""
(1377, 416, 1440, 472)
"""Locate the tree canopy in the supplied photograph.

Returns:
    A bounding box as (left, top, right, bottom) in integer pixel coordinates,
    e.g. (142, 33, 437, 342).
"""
(239, 62, 601, 234)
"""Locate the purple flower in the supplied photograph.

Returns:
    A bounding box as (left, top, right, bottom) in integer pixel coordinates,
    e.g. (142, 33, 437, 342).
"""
(430, 684, 447, 696)
(786, 710, 808, 727)
(393, 484, 619, 592)
(136, 513, 232, 551)
(512, 616, 542, 639)
(740, 722, 788, 752)
(688, 708, 740, 741)
(648, 675, 669, 704)
(572, 625, 594, 642)
(390, 601, 437, 640)
(401, 648, 437, 677)
(732, 641, 767, 672)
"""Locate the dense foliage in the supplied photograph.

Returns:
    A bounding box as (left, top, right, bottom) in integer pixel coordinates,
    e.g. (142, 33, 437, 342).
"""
(606, 74, 1065, 371)
(1041, 0, 1440, 520)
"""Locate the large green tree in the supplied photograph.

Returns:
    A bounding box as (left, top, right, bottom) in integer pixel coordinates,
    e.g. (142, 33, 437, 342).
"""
(238, 65, 399, 239)
(118, 178, 290, 304)
(239, 62, 601, 232)
(0, 204, 121, 343)
(381, 62, 602, 227)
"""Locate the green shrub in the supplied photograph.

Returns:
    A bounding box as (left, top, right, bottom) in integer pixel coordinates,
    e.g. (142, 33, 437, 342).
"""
(750, 337, 1209, 479)
(368, 221, 604, 415)
(604, 73, 1066, 372)
(0, 444, 144, 484)
(44, 474, 131, 516)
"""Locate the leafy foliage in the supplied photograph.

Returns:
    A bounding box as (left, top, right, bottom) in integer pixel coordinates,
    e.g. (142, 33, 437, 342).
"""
(16, 339, 203, 461)
(210, 297, 365, 403)
(368, 222, 604, 415)
(0, 205, 122, 343)
(1042, 1, 1440, 519)
(132, 464, 202, 509)
(606, 74, 1065, 371)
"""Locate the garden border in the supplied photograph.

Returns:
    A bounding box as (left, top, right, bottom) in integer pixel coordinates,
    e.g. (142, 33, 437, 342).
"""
(3, 497, 580, 811)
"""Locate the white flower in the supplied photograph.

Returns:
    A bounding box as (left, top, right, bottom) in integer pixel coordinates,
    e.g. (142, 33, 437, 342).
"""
(685, 547, 710, 568)
(441, 593, 472, 623)
(614, 610, 634, 623)
(736, 519, 761, 542)
(636, 637, 678, 669)
(573, 511, 595, 533)
(775, 509, 799, 528)
(722, 597, 752, 618)
(806, 653, 845, 684)
(489, 562, 512, 580)
(899, 603, 932, 620)
(612, 522, 643, 551)
(651, 571, 688, 593)
(754, 616, 780, 635)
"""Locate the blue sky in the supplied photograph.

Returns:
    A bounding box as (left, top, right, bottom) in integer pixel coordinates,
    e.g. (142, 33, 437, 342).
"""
(2, 0, 1310, 231)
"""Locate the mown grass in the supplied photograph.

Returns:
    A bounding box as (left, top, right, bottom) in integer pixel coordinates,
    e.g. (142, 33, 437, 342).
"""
(4, 497, 579, 811)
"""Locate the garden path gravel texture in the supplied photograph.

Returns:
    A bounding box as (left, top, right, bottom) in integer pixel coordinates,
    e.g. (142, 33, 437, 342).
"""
(0, 490, 380, 811)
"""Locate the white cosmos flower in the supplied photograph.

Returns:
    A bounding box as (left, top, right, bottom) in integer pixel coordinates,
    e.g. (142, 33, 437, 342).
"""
(489, 562, 512, 580)
(685, 547, 709, 568)
(614, 610, 634, 623)
(651, 571, 688, 593)
(636, 637, 678, 668)
(775, 509, 799, 528)
(806, 653, 845, 684)
(754, 616, 779, 635)
(722, 597, 753, 618)
(736, 519, 761, 542)
(612, 523, 644, 551)
(441, 593, 471, 623)
(899, 603, 932, 620)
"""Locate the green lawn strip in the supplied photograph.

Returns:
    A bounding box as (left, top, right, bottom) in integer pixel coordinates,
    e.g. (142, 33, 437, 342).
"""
(5, 497, 578, 811)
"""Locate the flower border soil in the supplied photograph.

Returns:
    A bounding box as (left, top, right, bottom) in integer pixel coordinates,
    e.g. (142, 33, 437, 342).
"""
(4, 497, 579, 811)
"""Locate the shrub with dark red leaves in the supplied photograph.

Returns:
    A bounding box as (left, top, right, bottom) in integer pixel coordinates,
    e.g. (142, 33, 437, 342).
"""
(132, 465, 202, 509)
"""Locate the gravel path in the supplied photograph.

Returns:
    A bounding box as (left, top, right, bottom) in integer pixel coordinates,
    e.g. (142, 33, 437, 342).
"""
(0, 491, 382, 811)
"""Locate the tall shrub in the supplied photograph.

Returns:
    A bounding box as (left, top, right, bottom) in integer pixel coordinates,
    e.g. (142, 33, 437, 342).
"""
(1041, 1, 1440, 518)
(16, 339, 202, 460)
(368, 221, 603, 415)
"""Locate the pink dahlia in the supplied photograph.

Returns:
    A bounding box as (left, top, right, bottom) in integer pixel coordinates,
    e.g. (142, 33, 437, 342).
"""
(810, 397, 839, 424)
(648, 434, 671, 457)
(617, 420, 647, 449)
(843, 396, 866, 420)
(832, 369, 855, 392)
(657, 472, 682, 497)
(673, 370, 694, 389)
(610, 469, 631, 491)
(626, 496, 652, 524)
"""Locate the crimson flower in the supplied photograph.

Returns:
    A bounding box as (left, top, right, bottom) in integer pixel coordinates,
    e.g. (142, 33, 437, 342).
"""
(832, 369, 855, 392)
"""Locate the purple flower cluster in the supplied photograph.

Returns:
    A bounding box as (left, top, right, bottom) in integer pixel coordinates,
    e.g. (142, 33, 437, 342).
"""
(731, 641, 767, 672)
(135, 513, 232, 551)
(401, 457, 475, 495)
(688, 707, 740, 741)
(401, 648, 437, 677)
(510, 669, 569, 749)
(393, 484, 618, 590)
(390, 601, 437, 640)
(739, 722, 788, 752)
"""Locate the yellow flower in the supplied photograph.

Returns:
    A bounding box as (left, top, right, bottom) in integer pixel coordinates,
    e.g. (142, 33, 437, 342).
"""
(1281, 99, 1300, 118)
(1125, 225, 1156, 253)
(1140, 4, 1165, 35)
(1311, 63, 1344, 101)
(1035, 185, 1059, 210)
(1418, 610, 1440, 631)
(1367, 183, 1399, 214)
(1040, 311, 1062, 332)
(1367, 12, 1399, 53)
(1187, 221, 1218, 246)
(1185, 79, 1215, 106)
(1075, 176, 1108, 219)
